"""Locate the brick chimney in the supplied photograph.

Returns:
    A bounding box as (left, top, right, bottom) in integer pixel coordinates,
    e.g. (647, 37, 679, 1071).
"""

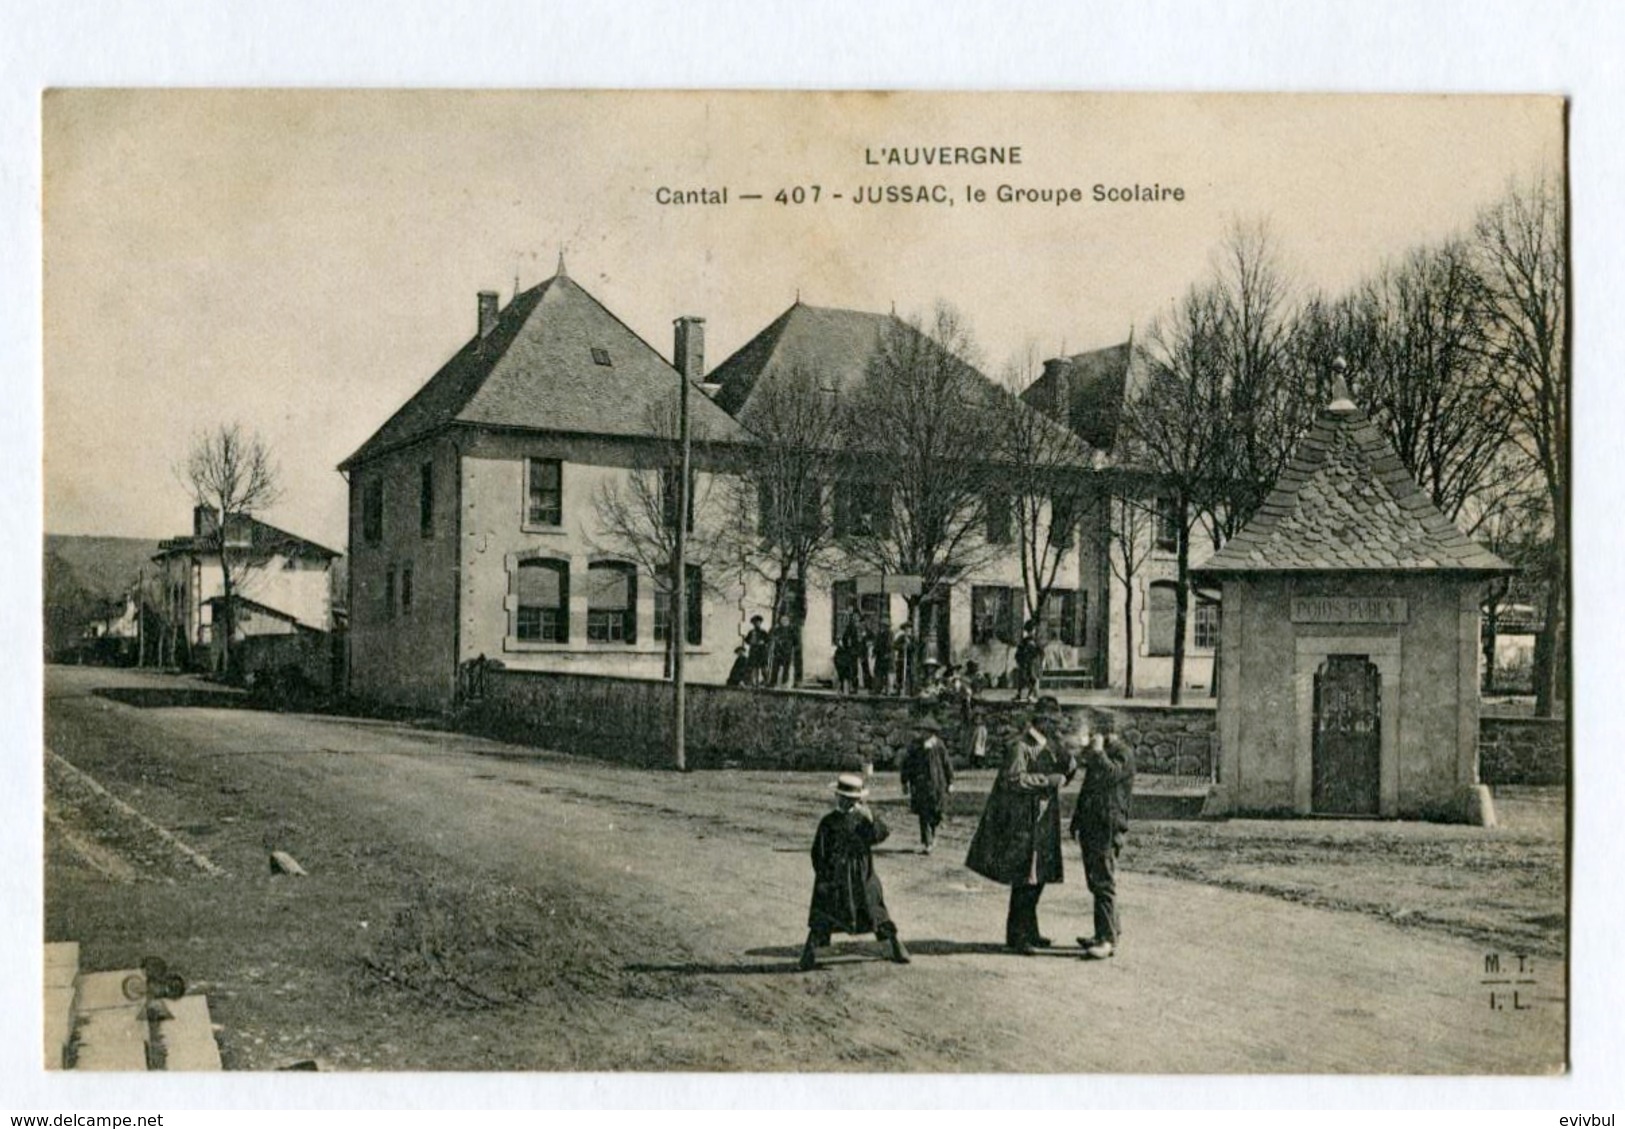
(673, 316, 705, 382)
(477, 291, 500, 338)
(193, 505, 220, 538)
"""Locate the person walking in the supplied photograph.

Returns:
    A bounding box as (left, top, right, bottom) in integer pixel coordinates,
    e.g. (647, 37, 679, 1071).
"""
(799, 773, 912, 970)
(900, 716, 954, 853)
(964, 696, 1076, 954)
(1071, 715, 1135, 960)
(1013, 619, 1043, 702)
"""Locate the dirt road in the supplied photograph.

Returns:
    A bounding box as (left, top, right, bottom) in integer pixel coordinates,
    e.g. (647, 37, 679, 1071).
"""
(44, 666, 1565, 1073)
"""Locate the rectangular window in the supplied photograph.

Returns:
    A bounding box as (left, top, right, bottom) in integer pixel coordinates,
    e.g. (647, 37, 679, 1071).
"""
(832, 579, 891, 642)
(985, 492, 1012, 545)
(516, 559, 569, 642)
(834, 480, 892, 538)
(1194, 599, 1220, 650)
(420, 462, 434, 538)
(384, 566, 395, 619)
(759, 480, 824, 540)
(527, 458, 563, 527)
(971, 585, 1021, 646)
(654, 564, 703, 646)
(661, 466, 696, 532)
(363, 480, 384, 544)
(1051, 494, 1077, 550)
(1155, 496, 1179, 553)
(1041, 588, 1084, 646)
(586, 563, 637, 643)
(401, 564, 414, 613)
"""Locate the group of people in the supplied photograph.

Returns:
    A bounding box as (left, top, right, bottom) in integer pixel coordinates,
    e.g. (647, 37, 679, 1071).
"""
(832, 613, 922, 697)
(798, 696, 1136, 971)
(726, 613, 802, 689)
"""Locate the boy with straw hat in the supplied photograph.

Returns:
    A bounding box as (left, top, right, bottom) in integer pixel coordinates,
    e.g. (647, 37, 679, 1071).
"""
(799, 772, 912, 971)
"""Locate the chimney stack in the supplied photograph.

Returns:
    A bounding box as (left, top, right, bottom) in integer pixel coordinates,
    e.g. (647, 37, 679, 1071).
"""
(674, 316, 706, 382)
(194, 505, 220, 538)
(477, 291, 500, 338)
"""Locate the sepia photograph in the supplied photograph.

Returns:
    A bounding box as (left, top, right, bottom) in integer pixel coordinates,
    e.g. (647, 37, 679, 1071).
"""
(37, 89, 1568, 1079)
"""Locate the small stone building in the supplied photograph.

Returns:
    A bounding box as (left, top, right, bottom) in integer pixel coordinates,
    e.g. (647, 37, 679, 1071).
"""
(1193, 387, 1508, 823)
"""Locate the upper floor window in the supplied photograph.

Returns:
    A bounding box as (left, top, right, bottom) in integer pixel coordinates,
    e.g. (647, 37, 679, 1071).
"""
(833, 480, 892, 538)
(1147, 580, 1178, 656)
(654, 564, 703, 646)
(363, 480, 384, 545)
(516, 558, 569, 643)
(758, 480, 825, 541)
(527, 458, 563, 527)
(1155, 496, 1180, 553)
(661, 466, 696, 532)
(984, 492, 1012, 545)
(1194, 598, 1220, 651)
(586, 561, 637, 644)
(1050, 494, 1077, 550)
(420, 462, 434, 538)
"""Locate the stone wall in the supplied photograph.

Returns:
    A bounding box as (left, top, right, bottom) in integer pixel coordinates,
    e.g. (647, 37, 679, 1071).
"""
(1478, 716, 1567, 786)
(457, 667, 1219, 775)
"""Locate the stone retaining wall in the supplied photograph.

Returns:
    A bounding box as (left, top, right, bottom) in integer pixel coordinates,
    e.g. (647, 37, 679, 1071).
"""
(456, 669, 1565, 785)
(1478, 716, 1567, 786)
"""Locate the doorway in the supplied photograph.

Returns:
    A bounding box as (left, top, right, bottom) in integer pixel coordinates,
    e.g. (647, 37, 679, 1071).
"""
(1312, 654, 1382, 815)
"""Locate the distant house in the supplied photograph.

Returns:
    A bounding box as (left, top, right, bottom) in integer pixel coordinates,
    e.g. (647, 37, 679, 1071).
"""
(153, 506, 340, 671)
(1020, 340, 1220, 694)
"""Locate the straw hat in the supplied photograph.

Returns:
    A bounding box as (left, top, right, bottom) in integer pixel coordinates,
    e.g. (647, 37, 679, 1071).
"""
(832, 772, 869, 799)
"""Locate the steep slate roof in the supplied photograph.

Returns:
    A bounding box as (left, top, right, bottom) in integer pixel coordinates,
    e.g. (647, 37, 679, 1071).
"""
(341, 270, 747, 470)
(1019, 341, 1133, 452)
(155, 515, 340, 561)
(1194, 395, 1509, 577)
(708, 301, 1093, 463)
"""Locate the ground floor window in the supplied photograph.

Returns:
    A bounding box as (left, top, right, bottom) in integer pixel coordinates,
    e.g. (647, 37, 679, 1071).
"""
(1194, 598, 1220, 651)
(587, 561, 637, 643)
(1040, 587, 1085, 647)
(971, 585, 1020, 645)
(516, 558, 569, 642)
(654, 564, 703, 646)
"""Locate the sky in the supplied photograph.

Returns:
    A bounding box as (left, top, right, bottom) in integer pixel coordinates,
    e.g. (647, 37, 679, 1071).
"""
(42, 90, 1562, 551)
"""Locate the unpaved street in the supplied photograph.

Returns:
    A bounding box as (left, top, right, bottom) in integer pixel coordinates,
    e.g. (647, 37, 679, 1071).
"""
(44, 666, 1565, 1073)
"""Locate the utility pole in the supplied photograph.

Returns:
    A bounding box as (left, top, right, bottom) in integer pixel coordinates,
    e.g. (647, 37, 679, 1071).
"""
(671, 355, 693, 772)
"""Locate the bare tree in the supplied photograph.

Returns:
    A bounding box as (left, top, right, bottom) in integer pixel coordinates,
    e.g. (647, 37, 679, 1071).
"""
(1122, 284, 1228, 705)
(839, 304, 1004, 690)
(1098, 477, 1157, 698)
(177, 422, 281, 676)
(719, 364, 847, 682)
(995, 349, 1097, 630)
(1475, 172, 1567, 717)
(591, 396, 728, 676)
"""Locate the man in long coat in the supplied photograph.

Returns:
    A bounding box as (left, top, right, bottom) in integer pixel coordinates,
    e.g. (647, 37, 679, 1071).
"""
(1071, 718, 1135, 960)
(801, 773, 911, 970)
(744, 615, 771, 687)
(900, 716, 954, 853)
(965, 697, 1075, 953)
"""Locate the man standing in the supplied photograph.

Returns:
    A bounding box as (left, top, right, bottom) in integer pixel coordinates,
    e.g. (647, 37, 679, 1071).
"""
(965, 697, 1075, 954)
(900, 715, 954, 853)
(744, 614, 771, 687)
(1071, 715, 1135, 960)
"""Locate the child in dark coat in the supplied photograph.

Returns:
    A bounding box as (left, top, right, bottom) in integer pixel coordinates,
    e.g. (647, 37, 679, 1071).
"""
(799, 773, 911, 971)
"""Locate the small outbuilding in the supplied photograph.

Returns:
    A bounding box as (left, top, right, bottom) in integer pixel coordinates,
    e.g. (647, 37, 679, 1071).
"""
(1193, 384, 1509, 824)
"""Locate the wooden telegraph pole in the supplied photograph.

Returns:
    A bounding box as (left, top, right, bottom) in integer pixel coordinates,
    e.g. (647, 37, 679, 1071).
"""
(671, 350, 693, 772)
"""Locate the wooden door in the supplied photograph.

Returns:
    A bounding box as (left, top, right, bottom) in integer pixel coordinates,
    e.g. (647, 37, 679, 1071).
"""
(1312, 655, 1381, 815)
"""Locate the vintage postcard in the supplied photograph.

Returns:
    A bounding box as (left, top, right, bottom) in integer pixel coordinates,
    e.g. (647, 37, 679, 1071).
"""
(40, 90, 1567, 1076)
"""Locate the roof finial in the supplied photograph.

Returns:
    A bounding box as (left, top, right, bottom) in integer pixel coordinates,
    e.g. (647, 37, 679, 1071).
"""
(890, 299, 897, 317)
(795, 287, 801, 305)
(1329, 356, 1356, 411)
(556, 246, 567, 279)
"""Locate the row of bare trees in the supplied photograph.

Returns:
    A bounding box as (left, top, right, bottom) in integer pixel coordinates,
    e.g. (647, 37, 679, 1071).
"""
(1122, 173, 1566, 713)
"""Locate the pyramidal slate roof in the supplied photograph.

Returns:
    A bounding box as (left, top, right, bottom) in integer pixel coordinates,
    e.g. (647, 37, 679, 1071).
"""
(708, 301, 1093, 463)
(341, 269, 747, 469)
(1194, 394, 1509, 577)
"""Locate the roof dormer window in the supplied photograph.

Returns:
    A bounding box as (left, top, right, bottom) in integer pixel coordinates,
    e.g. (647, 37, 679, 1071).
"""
(591, 347, 612, 367)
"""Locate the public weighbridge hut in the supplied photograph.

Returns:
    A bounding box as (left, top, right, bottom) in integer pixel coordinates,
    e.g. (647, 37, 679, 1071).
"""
(1192, 385, 1508, 825)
